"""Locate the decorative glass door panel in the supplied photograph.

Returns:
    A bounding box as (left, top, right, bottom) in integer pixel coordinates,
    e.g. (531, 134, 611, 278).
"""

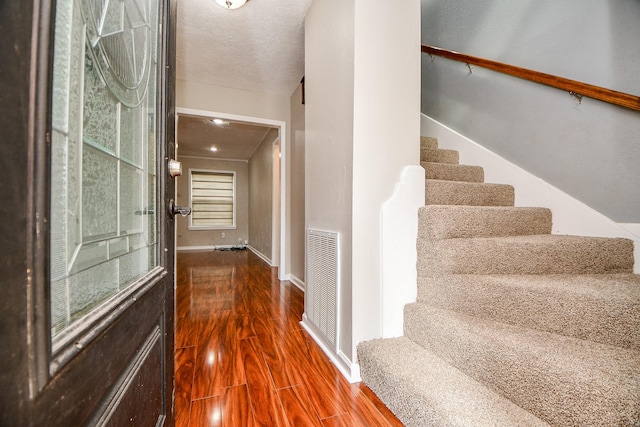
(50, 0, 160, 345)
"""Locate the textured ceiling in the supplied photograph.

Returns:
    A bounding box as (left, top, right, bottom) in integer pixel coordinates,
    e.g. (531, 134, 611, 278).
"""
(176, 0, 311, 160)
(177, 0, 314, 97)
(177, 114, 276, 160)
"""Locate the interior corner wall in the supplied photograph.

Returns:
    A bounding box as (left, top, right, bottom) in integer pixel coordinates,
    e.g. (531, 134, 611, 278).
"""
(420, 0, 640, 223)
(289, 83, 306, 283)
(305, 0, 355, 360)
(176, 157, 249, 248)
(248, 129, 277, 262)
(351, 0, 421, 360)
(305, 0, 421, 364)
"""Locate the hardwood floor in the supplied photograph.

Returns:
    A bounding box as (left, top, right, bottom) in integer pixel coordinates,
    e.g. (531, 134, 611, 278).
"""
(175, 249, 403, 426)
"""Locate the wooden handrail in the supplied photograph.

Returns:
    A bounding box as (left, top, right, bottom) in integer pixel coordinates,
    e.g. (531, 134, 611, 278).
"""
(422, 44, 640, 112)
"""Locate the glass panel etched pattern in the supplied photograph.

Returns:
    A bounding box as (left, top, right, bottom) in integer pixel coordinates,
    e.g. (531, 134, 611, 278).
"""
(82, 146, 118, 240)
(120, 163, 143, 235)
(120, 106, 143, 166)
(82, 50, 118, 154)
(50, 0, 160, 340)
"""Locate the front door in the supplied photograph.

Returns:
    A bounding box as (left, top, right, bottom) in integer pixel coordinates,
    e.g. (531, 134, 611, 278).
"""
(0, 0, 177, 425)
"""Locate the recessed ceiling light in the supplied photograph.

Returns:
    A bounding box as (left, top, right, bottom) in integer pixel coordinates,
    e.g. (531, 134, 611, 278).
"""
(210, 146, 218, 152)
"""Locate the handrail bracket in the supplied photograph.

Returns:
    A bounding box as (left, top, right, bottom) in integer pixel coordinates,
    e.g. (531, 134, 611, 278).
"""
(569, 91, 583, 105)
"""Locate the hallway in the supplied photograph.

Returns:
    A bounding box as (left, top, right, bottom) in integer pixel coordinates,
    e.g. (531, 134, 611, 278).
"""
(174, 250, 403, 426)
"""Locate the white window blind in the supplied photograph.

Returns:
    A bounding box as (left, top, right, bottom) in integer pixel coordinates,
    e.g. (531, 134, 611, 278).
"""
(190, 170, 235, 228)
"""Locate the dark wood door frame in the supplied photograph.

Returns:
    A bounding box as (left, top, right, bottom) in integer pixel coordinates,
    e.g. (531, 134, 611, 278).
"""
(0, 2, 51, 422)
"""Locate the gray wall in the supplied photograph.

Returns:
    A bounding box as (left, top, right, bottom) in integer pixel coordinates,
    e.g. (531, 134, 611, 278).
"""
(248, 129, 277, 261)
(421, 0, 640, 222)
(176, 157, 249, 247)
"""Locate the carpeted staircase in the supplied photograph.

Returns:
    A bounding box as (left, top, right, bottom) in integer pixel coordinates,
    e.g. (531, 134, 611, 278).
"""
(358, 137, 640, 426)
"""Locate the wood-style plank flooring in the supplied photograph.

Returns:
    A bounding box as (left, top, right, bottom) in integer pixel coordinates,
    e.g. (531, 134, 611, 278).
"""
(175, 249, 403, 426)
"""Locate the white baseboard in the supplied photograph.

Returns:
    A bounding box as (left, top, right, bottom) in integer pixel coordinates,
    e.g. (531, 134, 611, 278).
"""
(286, 274, 305, 292)
(300, 316, 361, 383)
(176, 245, 216, 251)
(421, 114, 640, 273)
(247, 245, 272, 266)
(338, 350, 361, 383)
(619, 223, 640, 239)
(177, 244, 250, 252)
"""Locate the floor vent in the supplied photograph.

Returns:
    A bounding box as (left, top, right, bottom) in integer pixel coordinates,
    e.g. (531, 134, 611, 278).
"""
(305, 229, 340, 350)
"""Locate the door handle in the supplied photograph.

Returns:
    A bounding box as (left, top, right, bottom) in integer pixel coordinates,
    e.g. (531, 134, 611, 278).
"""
(168, 199, 191, 218)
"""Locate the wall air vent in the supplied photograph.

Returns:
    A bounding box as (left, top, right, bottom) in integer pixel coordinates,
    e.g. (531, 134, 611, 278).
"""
(305, 229, 340, 350)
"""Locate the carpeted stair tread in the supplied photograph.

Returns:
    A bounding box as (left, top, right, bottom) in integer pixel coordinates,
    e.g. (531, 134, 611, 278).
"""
(418, 234, 634, 275)
(422, 161, 485, 182)
(357, 337, 550, 427)
(420, 136, 439, 150)
(421, 148, 459, 164)
(403, 304, 640, 426)
(419, 205, 552, 239)
(426, 180, 515, 206)
(417, 273, 640, 351)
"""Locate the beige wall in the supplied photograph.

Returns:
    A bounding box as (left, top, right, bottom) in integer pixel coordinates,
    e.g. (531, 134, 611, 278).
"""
(248, 129, 277, 262)
(177, 80, 291, 122)
(289, 83, 305, 284)
(176, 156, 249, 248)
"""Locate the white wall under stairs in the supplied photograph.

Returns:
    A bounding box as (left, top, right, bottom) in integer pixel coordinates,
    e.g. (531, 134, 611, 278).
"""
(381, 166, 425, 338)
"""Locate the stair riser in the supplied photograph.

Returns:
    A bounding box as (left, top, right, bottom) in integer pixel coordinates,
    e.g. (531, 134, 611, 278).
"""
(421, 148, 459, 164)
(418, 206, 552, 239)
(420, 136, 439, 151)
(417, 274, 640, 351)
(417, 237, 634, 275)
(426, 181, 515, 206)
(422, 162, 484, 183)
(403, 304, 640, 426)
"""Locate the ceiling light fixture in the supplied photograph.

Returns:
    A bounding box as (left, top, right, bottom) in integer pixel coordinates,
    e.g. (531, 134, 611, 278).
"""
(214, 0, 247, 10)
(210, 146, 218, 152)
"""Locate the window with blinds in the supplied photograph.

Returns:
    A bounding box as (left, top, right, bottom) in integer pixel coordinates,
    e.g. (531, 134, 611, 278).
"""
(189, 170, 235, 229)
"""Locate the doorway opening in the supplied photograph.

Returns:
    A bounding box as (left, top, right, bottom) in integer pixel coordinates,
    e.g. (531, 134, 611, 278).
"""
(175, 108, 287, 278)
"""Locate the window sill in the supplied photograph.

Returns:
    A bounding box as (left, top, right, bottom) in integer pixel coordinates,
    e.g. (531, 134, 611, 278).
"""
(188, 225, 237, 231)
